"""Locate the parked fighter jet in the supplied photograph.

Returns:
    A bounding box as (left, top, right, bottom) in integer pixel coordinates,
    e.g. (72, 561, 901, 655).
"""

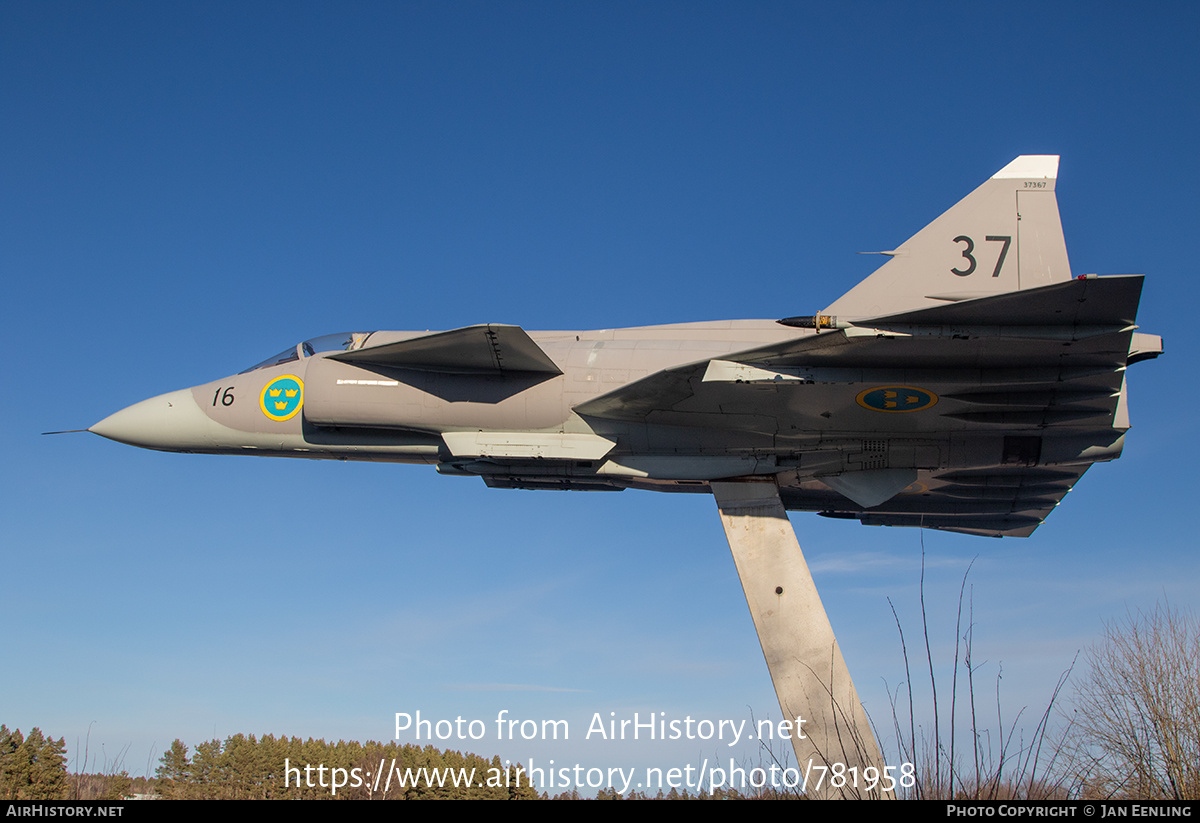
(91, 156, 1159, 538)
(86, 156, 1160, 795)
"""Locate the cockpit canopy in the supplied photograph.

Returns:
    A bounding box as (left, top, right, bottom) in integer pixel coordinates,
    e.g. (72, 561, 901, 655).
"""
(241, 332, 370, 373)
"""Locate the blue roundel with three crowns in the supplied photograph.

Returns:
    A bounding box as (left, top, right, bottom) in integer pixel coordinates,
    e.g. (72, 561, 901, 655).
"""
(260, 375, 304, 421)
(855, 386, 938, 413)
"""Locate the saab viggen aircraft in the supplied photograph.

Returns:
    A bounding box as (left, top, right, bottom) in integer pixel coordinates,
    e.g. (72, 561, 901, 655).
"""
(91, 155, 1159, 540)
(86, 157, 1160, 795)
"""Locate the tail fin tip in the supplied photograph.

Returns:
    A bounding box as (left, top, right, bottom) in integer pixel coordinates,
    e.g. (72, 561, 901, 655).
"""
(992, 155, 1059, 180)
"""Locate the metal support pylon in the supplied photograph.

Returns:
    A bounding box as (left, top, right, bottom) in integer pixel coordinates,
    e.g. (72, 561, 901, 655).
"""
(712, 480, 893, 799)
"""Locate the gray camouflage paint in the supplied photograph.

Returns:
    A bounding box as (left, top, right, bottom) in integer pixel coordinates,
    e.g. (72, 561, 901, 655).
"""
(92, 157, 1161, 538)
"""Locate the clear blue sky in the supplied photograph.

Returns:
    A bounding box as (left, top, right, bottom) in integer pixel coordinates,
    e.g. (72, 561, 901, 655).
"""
(3, 1, 1196, 792)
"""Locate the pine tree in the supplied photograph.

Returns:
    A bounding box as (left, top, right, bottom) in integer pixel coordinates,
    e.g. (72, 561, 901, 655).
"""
(155, 739, 192, 799)
(190, 739, 225, 799)
(25, 729, 67, 800)
(0, 726, 25, 800)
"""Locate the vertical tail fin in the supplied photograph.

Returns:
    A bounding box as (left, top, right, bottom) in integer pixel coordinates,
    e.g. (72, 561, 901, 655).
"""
(823, 156, 1072, 318)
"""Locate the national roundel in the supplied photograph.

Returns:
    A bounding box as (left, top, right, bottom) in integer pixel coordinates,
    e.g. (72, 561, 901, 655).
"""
(260, 375, 304, 421)
(855, 386, 938, 413)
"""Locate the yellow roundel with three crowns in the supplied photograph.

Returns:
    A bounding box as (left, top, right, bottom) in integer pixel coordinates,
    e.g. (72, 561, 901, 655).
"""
(260, 375, 304, 421)
(855, 385, 938, 413)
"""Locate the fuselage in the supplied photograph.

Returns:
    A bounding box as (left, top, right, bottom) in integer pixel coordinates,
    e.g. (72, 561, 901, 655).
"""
(90, 320, 807, 468)
(90, 304, 1141, 539)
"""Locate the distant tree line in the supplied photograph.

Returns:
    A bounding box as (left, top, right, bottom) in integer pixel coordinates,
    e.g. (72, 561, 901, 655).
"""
(153, 734, 540, 800)
(1, 725, 761, 800)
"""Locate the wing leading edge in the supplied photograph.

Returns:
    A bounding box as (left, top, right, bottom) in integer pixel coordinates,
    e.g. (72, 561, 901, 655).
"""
(330, 324, 562, 375)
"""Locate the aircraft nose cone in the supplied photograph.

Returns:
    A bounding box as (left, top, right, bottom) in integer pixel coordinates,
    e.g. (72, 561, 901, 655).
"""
(90, 388, 214, 451)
